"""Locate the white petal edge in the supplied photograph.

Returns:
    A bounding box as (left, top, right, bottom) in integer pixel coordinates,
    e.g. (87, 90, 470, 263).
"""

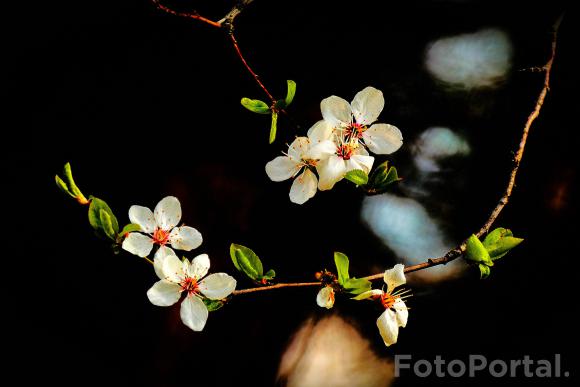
(128, 205, 156, 234)
(288, 137, 311, 161)
(316, 286, 335, 309)
(317, 156, 346, 191)
(289, 169, 318, 205)
(154, 196, 182, 231)
(122, 233, 154, 258)
(180, 295, 209, 332)
(383, 264, 406, 293)
(153, 246, 177, 280)
(307, 120, 334, 144)
(199, 273, 237, 300)
(320, 95, 352, 128)
(147, 279, 182, 306)
(363, 124, 403, 155)
(265, 156, 299, 182)
(162, 253, 185, 283)
(377, 308, 400, 347)
(351, 86, 385, 125)
(393, 298, 409, 328)
(169, 226, 203, 251)
(346, 154, 374, 174)
(188, 253, 210, 280)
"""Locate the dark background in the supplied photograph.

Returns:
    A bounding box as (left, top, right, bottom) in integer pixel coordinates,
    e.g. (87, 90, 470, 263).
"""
(8, 0, 577, 386)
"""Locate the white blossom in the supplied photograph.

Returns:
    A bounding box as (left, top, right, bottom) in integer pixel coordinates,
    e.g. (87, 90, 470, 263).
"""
(354, 264, 410, 346)
(147, 251, 237, 331)
(316, 286, 335, 309)
(122, 196, 202, 258)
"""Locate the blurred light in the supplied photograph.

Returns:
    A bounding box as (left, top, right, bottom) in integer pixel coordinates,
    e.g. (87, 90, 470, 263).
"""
(412, 127, 471, 172)
(278, 316, 394, 387)
(425, 28, 512, 89)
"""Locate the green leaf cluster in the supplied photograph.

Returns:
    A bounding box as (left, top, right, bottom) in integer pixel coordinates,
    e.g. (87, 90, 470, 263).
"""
(240, 80, 296, 144)
(465, 228, 523, 279)
(230, 244, 276, 284)
(55, 162, 89, 204)
(333, 252, 372, 295)
(344, 161, 401, 194)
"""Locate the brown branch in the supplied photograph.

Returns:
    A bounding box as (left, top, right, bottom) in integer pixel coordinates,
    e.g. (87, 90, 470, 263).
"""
(232, 17, 562, 295)
(151, 0, 222, 28)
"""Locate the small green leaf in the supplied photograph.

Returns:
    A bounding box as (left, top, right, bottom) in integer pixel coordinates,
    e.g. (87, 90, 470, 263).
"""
(230, 244, 264, 280)
(344, 277, 372, 295)
(269, 111, 278, 144)
(263, 269, 276, 280)
(88, 196, 120, 237)
(368, 161, 401, 192)
(203, 299, 224, 312)
(55, 175, 75, 198)
(465, 234, 493, 266)
(241, 98, 271, 114)
(479, 264, 491, 279)
(334, 252, 350, 286)
(483, 228, 523, 260)
(63, 162, 83, 197)
(344, 169, 369, 186)
(285, 80, 296, 106)
(119, 223, 141, 237)
(99, 209, 117, 240)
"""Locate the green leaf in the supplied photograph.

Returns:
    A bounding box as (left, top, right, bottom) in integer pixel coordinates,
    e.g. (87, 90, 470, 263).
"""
(344, 169, 368, 186)
(344, 277, 372, 295)
(479, 264, 491, 279)
(203, 299, 224, 312)
(263, 269, 276, 280)
(483, 228, 523, 260)
(55, 175, 75, 198)
(240, 98, 271, 114)
(368, 161, 401, 191)
(334, 252, 350, 286)
(119, 223, 141, 237)
(269, 111, 278, 144)
(88, 196, 120, 238)
(99, 209, 117, 240)
(63, 162, 83, 197)
(465, 234, 493, 266)
(230, 244, 264, 280)
(285, 80, 296, 106)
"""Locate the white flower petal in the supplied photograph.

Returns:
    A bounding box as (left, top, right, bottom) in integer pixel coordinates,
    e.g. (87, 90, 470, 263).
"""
(199, 273, 237, 300)
(146, 279, 182, 306)
(162, 253, 185, 283)
(317, 155, 346, 191)
(308, 139, 337, 160)
(351, 86, 385, 125)
(321, 95, 352, 128)
(180, 295, 208, 331)
(288, 137, 311, 161)
(377, 309, 400, 347)
(348, 154, 374, 173)
(352, 289, 383, 300)
(128, 205, 156, 234)
(265, 156, 299, 182)
(307, 120, 334, 144)
(153, 246, 177, 280)
(383, 264, 406, 293)
(154, 196, 182, 231)
(188, 254, 210, 280)
(363, 124, 403, 155)
(169, 226, 203, 251)
(316, 286, 335, 309)
(393, 298, 409, 328)
(122, 233, 153, 257)
(289, 169, 318, 205)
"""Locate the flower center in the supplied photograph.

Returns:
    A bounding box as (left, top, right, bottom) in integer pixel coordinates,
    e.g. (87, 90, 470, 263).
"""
(336, 144, 354, 160)
(381, 292, 398, 309)
(180, 276, 199, 296)
(152, 228, 170, 245)
(344, 122, 366, 140)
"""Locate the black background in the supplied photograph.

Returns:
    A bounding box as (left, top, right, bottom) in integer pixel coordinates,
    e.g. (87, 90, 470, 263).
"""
(8, 0, 577, 386)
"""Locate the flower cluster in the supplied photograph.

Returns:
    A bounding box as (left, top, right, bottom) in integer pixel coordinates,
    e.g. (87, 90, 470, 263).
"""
(266, 86, 403, 204)
(122, 196, 237, 331)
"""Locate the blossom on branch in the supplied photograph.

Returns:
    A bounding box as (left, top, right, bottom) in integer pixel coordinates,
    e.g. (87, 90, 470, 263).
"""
(354, 264, 410, 346)
(122, 196, 202, 257)
(316, 286, 335, 309)
(147, 252, 237, 331)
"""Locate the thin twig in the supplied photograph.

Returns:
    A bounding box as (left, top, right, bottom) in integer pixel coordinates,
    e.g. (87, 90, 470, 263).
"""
(151, 0, 222, 28)
(233, 17, 562, 294)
